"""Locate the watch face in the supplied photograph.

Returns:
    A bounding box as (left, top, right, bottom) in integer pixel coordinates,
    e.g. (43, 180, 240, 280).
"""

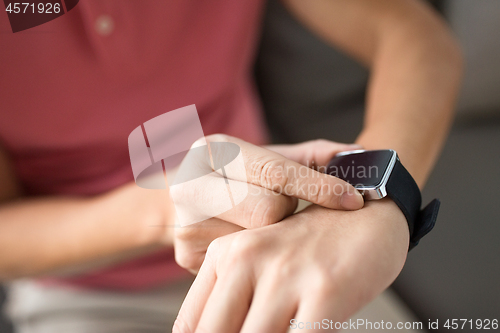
(326, 150, 396, 188)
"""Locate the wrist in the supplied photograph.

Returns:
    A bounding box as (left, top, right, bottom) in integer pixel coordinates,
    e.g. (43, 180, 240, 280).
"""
(366, 197, 409, 228)
(362, 198, 410, 251)
(138, 189, 171, 247)
(297, 199, 409, 259)
(140, 187, 176, 247)
(103, 183, 173, 249)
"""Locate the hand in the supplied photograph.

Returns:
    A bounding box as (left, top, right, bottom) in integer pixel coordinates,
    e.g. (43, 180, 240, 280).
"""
(173, 136, 363, 273)
(173, 198, 409, 333)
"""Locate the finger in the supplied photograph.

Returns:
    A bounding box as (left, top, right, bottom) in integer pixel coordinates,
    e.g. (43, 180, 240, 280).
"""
(267, 140, 363, 168)
(291, 295, 343, 333)
(216, 182, 298, 228)
(240, 276, 298, 333)
(206, 135, 364, 210)
(174, 174, 298, 229)
(173, 241, 219, 333)
(195, 267, 254, 333)
(174, 218, 243, 273)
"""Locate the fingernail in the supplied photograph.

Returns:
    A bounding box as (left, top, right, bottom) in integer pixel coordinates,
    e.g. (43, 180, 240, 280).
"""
(347, 144, 363, 150)
(341, 190, 364, 210)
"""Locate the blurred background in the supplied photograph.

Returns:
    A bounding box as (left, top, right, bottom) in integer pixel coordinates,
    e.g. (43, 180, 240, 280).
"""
(1, 0, 499, 332)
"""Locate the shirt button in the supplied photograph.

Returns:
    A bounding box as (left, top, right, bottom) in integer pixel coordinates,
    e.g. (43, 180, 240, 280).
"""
(95, 15, 114, 36)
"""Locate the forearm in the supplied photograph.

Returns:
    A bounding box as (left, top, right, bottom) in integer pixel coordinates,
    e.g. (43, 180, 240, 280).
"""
(0, 184, 173, 281)
(284, 0, 463, 187)
(356, 14, 463, 187)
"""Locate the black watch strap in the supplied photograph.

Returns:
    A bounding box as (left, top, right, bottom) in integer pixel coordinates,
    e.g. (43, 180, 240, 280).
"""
(386, 158, 440, 250)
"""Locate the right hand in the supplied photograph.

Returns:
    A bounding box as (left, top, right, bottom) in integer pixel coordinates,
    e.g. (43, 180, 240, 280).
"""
(172, 134, 364, 273)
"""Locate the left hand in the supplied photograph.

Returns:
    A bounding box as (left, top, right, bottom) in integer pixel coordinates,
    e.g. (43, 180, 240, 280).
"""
(173, 198, 409, 333)
(173, 138, 363, 273)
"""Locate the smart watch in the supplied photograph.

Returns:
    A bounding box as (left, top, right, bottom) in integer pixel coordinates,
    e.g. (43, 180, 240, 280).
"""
(326, 149, 440, 250)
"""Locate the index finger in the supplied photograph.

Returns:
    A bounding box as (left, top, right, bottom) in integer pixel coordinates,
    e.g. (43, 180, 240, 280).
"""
(206, 135, 364, 210)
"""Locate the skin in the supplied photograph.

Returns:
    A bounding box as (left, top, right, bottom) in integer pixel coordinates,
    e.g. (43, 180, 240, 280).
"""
(0, 139, 360, 280)
(172, 138, 408, 333)
(0, 153, 170, 279)
(173, 138, 365, 273)
(174, 0, 463, 332)
(0, 0, 462, 332)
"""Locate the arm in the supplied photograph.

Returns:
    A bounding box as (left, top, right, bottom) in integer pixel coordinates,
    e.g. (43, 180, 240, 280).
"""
(0, 137, 360, 281)
(0, 145, 171, 281)
(173, 1, 463, 332)
(283, 0, 463, 186)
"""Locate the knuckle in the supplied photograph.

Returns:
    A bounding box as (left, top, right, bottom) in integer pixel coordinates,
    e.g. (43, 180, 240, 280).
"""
(247, 196, 282, 228)
(306, 139, 329, 159)
(205, 237, 223, 260)
(303, 177, 332, 207)
(259, 200, 279, 227)
(174, 225, 200, 242)
(307, 183, 322, 204)
(174, 248, 203, 271)
(309, 269, 339, 297)
(270, 256, 300, 281)
(226, 231, 261, 262)
(252, 159, 288, 191)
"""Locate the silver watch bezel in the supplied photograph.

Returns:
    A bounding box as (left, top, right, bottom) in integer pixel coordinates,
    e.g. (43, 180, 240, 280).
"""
(334, 149, 398, 200)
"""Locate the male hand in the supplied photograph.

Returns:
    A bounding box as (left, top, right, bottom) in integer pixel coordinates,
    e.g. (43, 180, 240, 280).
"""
(174, 199, 409, 333)
(173, 135, 364, 273)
